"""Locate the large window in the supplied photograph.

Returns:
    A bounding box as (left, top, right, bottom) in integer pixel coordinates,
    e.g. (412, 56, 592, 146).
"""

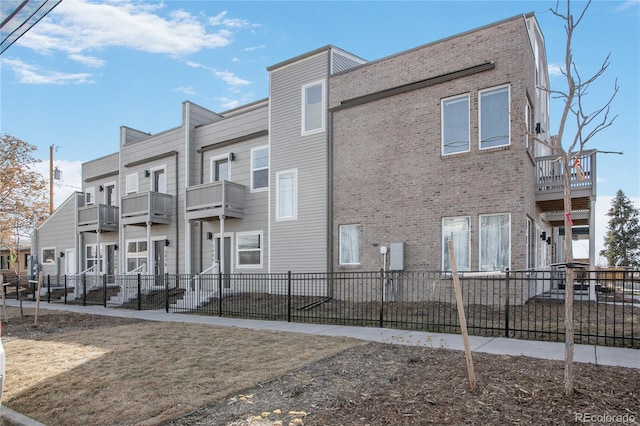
(479, 213, 510, 271)
(276, 170, 297, 220)
(302, 81, 324, 134)
(479, 85, 510, 149)
(237, 232, 263, 267)
(441, 94, 470, 155)
(126, 240, 147, 273)
(339, 224, 361, 265)
(251, 147, 268, 191)
(442, 217, 470, 271)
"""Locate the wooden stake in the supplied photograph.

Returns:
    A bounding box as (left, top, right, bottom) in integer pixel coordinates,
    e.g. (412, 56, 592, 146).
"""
(448, 240, 477, 389)
(34, 271, 43, 327)
(0, 275, 6, 324)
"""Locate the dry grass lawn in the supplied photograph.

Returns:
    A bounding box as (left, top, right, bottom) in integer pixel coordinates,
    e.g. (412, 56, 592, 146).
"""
(1, 306, 362, 425)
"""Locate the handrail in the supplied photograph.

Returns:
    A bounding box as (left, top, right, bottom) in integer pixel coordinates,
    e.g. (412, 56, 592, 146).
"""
(126, 263, 146, 275)
(79, 264, 97, 275)
(198, 265, 216, 275)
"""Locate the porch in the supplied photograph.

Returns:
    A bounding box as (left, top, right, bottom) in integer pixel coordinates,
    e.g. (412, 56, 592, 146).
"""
(185, 180, 245, 221)
(77, 204, 119, 232)
(121, 191, 173, 226)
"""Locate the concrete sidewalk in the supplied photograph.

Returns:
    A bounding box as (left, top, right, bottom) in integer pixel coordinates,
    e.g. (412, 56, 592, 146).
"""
(3, 299, 639, 369)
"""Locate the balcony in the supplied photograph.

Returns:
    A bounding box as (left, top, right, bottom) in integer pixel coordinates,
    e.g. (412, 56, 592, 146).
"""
(78, 204, 119, 233)
(535, 150, 596, 227)
(185, 180, 245, 221)
(121, 192, 173, 226)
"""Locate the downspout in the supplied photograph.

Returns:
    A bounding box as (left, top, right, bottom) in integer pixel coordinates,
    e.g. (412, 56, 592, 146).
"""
(326, 50, 333, 276)
(175, 151, 179, 275)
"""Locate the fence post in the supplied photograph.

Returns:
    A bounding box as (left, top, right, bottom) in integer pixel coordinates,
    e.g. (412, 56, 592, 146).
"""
(64, 274, 68, 304)
(103, 274, 107, 308)
(504, 268, 510, 338)
(165, 273, 170, 313)
(82, 274, 87, 306)
(47, 275, 51, 303)
(287, 271, 292, 323)
(379, 269, 385, 328)
(137, 273, 142, 311)
(217, 271, 223, 316)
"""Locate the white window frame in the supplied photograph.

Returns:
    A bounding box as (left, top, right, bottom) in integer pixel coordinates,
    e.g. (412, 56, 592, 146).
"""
(276, 169, 297, 221)
(441, 94, 470, 155)
(85, 244, 98, 271)
(41, 247, 56, 264)
(479, 85, 511, 150)
(236, 231, 263, 268)
(104, 181, 117, 206)
(339, 224, 361, 266)
(442, 216, 471, 271)
(250, 146, 269, 192)
(150, 165, 167, 193)
(126, 239, 148, 273)
(85, 186, 95, 206)
(301, 80, 325, 135)
(210, 154, 231, 183)
(126, 173, 139, 195)
(479, 213, 511, 272)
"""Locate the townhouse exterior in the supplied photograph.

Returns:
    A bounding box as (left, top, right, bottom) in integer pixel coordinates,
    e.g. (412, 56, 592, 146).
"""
(30, 13, 597, 298)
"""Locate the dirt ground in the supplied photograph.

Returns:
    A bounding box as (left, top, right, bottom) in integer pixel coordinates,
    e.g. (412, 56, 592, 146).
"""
(1, 307, 639, 425)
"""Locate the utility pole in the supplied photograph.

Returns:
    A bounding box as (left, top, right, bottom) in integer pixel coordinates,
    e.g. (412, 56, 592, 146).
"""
(49, 144, 54, 214)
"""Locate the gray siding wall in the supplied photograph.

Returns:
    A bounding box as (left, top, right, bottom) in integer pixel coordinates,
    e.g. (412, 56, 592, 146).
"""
(119, 126, 184, 274)
(191, 104, 269, 273)
(330, 16, 540, 271)
(269, 51, 330, 273)
(35, 193, 82, 276)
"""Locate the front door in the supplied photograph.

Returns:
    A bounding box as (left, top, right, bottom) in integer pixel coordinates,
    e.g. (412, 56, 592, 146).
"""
(154, 240, 165, 286)
(216, 236, 231, 288)
(105, 244, 117, 283)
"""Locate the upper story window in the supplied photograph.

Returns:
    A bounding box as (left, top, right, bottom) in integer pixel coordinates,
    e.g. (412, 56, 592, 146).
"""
(442, 216, 470, 271)
(105, 183, 116, 206)
(302, 80, 325, 135)
(41, 248, 55, 264)
(153, 168, 166, 193)
(85, 186, 95, 205)
(479, 85, 510, 149)
(441, 94, 470, 155)
(126, 173, 139, 195)
(276, 169, 297, 220)
(210, 155, 230, 183)
(251, 146, 268, 191)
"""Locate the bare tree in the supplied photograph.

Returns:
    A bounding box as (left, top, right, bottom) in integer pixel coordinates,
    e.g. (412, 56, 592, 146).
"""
(537, 1, 618, 396)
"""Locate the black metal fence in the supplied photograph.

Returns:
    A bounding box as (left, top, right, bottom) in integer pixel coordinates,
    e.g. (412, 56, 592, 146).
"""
(7, 269, 639, 348)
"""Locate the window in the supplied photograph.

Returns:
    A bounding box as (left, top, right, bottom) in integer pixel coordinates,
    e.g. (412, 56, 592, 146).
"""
(251, 147, 268, 191)
(85, 245, 98, 271)
(153, 168, 166, 193)
(126, 173, 139, 195)
(237, 232, 263, 267)
(215, 159, 228, 181)
(479, 85, 510, 149)
(442, 217, 470, 271)
(441, 94, 470, 155)
(105, 184, 116, 206)
(479, 213, 510, 271)
(339, 225, 361, 265)
(126, 240, 147, 273)
(0, 255, 9, 270)
(42, 248, 56, 264)
(85, 186, 95, 205)
(302, 81, 324, 134)
(276, 170, 297, 220)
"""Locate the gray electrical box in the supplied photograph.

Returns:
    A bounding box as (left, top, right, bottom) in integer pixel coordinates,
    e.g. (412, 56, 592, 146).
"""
(389, 242, 405, 271)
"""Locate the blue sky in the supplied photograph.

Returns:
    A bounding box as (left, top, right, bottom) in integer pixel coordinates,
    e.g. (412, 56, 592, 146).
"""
(1, 0, 638, 262)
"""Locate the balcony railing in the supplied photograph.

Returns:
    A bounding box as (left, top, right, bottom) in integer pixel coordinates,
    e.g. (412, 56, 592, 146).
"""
(121, 192, 173, 226)
(535, 150, 596, 196)
(78, 204, 119, 232)
(185, 180, 245, 220)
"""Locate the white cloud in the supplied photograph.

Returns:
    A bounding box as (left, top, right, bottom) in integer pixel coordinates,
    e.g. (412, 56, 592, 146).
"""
(548, 63, 563, 77)
(186, 61, 250, 87)
(2, 58, 94, 84)
(244, 45, 266, 52)
(173, 86, 196, 95)
(16, 0, 251, 61)
(68, 54, 105, 68)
